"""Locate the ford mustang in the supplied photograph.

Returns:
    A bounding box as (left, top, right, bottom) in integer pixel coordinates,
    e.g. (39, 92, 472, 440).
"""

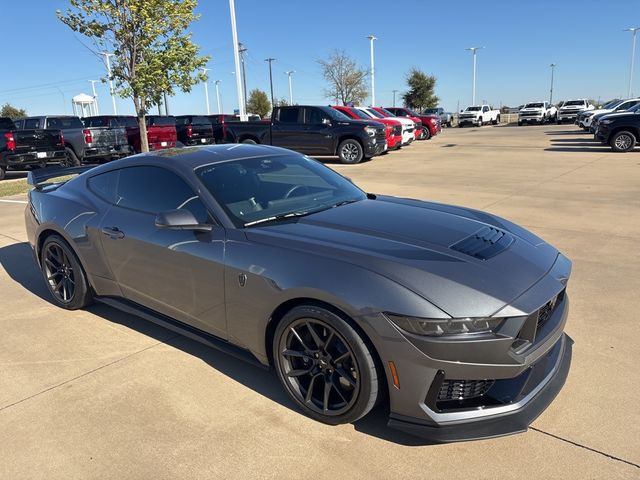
(24, 144, 572, 442)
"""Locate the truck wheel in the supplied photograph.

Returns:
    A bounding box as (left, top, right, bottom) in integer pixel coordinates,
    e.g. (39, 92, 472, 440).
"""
(61, 148, 81, 167)
(518, 121, 523, 126)
(241, 138, 257, 144)
(610, 131, 636, 152)
(458, 124, 464, 128)
(477, 117, 483, 127)
(338, 139, 364, 164)
(0, 166, 5, 181)
(421, 128, 431, 140)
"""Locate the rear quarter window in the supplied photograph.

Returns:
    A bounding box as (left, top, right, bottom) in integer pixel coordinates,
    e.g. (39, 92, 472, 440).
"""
(47, 117, 85, 129)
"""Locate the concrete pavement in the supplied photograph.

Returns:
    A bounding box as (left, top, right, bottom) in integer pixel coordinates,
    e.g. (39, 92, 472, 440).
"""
(1, 124, 638, 479)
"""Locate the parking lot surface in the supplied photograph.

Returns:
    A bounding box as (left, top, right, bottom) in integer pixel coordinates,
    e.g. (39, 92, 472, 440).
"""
(1, 125, 639, 479)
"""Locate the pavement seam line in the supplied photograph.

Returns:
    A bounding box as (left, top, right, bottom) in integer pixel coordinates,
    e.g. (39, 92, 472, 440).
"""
(0, 232, 24, 243)
(530, 427, 640, 469)
(0, 334, 180, 413)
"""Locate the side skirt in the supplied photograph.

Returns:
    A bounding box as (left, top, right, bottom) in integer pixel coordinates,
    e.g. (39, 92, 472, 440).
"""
(96, 296, 268, 370)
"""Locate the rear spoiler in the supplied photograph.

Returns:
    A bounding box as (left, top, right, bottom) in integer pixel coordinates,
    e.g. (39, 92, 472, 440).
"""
(27, 165, 96, 189)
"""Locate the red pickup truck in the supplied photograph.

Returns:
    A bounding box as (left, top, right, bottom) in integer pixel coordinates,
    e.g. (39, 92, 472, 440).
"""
(115, 115, 177, 152)
(385, 107, 441, 140)
(331, 105, 403, 150)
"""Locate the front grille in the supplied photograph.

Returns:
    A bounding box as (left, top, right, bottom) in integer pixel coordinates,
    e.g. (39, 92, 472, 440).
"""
(393, 125, 402, 135)
(520, 111, 541, 117)
(537, 289, 565, 330)
(438, 379, 495, 402)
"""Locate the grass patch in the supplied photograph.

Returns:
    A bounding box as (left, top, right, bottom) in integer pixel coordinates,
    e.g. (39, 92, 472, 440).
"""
(0, 175, 76, 198)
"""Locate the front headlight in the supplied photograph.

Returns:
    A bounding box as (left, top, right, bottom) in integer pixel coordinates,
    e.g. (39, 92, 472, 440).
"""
(386, 313, 504, 337)
(601, 119, 614, 125)
(364, 126, 377, 137)
(584, 112, 595, 117)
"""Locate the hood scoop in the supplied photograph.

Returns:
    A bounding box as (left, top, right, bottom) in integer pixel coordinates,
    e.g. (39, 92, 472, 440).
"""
(450, 226, 514, 260)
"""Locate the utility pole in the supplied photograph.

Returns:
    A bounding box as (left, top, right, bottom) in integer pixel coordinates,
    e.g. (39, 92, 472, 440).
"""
(624, 28, 640, 98)
(392, 89, 398, 107)
(285, 70, 295, 104)
(215, 80, 222, 114)
(228, 0, 246, 120)
(89, 80, 99, 115)
(99, 52, 117, 114)
(549, 63, 556, 104)
(367, 35, 377, 106)
(201, 67, 211, 115)
(465, 47, 484, 105)
(265, 58, 276, 108)
(238, 43, 248, 113)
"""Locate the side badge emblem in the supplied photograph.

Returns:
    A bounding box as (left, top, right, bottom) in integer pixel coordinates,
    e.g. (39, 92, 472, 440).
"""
(238, 273, 247, 287)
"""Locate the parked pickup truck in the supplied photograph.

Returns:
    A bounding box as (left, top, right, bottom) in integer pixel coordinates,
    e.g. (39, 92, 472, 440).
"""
(518, 102, 557, 125)
(556, 99, 594, 124)
(385, 107, 441, 140)
(423, 107, 453, 127)
(331, 105, 403, 150)
(15, 115, 131, 165)
(0, 117, 66, 180)
(222, 105, 387, 164)
(176, 115, 215, 146)
(125, 115, 177, 152)
(458, 105, 501, 127)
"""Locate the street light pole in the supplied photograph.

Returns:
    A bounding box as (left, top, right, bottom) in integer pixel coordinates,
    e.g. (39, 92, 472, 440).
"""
(201, 67, 211, 115)
(238, 43, 248, 113)
(549, 63, 556, 104)
(624, 28, 640, 98)
(89, 80, 99, 115)
(392, 89, 398, 107)
(215, 80, 222, 114)
(285, 71, 295, 104)
(465, 47, 484, 105)
(366, 35, 377, 106)
(99, 52, 117, 114)
(228, 0, 246, 120)
(265, 58, 276, 108)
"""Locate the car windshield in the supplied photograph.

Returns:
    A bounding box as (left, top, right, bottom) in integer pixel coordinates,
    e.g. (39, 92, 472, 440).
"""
(525, 103, 544, 108)
(603, 99, 622, 109)
(466, 107, 482, 111)
(195, 154, 366, 227)
(323, 107, 351, 121)
(347, 108, 370, 120)
(378, 108, 395, 116)
(362, 108, 382, 118)
(405, 108, 420, 116)
(564, 101, 585, 106)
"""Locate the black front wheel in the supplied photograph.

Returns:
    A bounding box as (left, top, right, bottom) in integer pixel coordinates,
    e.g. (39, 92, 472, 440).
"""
(273, 305, 380, 425)
(337, 139, 364, 164)
(41, 235, 93, 310)
(610, 131, 636, 152)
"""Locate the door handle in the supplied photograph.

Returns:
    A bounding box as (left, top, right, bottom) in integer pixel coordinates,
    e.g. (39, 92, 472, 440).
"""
(101, 226, 125, 239)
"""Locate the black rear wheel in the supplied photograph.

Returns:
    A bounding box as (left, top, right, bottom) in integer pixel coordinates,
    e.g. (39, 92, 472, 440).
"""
(610, 131, 636, 152)
(41, 235, 93, 310)
(337, 139, 364, 164)
(61, 148, 81, 167)
(273, 305, 379, 424)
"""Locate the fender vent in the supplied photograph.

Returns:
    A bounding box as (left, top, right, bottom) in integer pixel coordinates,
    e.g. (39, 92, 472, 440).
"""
(450, 226, 514, 260)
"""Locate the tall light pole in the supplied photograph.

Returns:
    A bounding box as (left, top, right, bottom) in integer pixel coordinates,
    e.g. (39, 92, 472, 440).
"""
(285, 70, 295, 104)
(265, 58, 276, 108)
(238, 43, 248, 113)
(367, 35, 377, 106)
(89, 80, 99, 115)
(392, 89, 398, 107)
(215, 80, 222, 114)
(549, 63, 556, 104)
(200, 67, 211, 114)
(99, 52, 117, 114)
(228, 0, 245, 120)
(624, 27, 640, 98)
(465, 46, 484, 105)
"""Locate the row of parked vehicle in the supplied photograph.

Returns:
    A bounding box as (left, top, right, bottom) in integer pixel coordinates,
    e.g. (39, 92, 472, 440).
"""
(516, 99, 597, 126)
(573, 98, 640, 152)
(0, 105, 443, 178)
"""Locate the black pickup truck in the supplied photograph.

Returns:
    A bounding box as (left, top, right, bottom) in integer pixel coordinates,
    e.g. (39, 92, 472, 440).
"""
(0, 117, 65, 180)
(175, 115, 215, 146)
(222, 106, 387, 164)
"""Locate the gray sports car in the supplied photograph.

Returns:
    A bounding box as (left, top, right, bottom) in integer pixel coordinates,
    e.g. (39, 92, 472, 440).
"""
(24, 144, 572, 442)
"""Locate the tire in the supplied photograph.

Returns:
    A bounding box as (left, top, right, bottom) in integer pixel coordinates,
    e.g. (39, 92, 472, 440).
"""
(556, 119, 562, 125)
(421, 128, 431, 140)
(477, 117, 483, 127)
(40, 234, 93, 310)
(273, 305, 380, 425)
(61, 147, 81, 167)
(609, 131, 636, 152)
(518, 121, 523, 126)
(458, 123, 464, 128)
(337, 139, 364, 164)
(241, 138, 257, 144)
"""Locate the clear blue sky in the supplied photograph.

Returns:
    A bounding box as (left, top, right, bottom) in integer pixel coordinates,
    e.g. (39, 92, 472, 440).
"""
(0, 0, 637, 116)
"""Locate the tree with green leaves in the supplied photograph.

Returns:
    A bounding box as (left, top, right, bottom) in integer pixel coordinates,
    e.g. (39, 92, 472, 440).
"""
(57, 0, 208, 152)
(318, 50, 368, 105)
(247, 89, 271, 117)
(0, 103, 27, 120)
(402, 69, 439, 112)
(274, 97, 289, 107)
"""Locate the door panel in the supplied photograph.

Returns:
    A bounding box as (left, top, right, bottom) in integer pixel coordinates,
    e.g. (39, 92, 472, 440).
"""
(301, 107, 334, 154)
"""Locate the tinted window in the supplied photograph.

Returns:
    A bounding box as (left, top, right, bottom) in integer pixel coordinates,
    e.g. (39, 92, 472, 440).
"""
(564, 100, 585, 106)
(118, 116, 138, 127)
(363, 108, 383, 118)
(89, 166, 209, 223)
(277, 107, 300, 123)
(0, 118, 15, 130)
(347, 108, 369, 120)
(47, 117, 84, 129)
(24, 118, 41, 129)
(305, 108, 328, 125)
(83, 117, 109, 128)
(192, 116, 210, 125)
(13, 119, 23, 129)
(147, 116, 176, 126)
(176, 116, 190, 126)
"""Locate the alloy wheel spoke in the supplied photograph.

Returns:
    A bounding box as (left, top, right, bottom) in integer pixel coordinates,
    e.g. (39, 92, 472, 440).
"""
(305, 321, 324, 349)
(282, 349, 309, 359)
(54, 278, 64, 293)
(44, 258, 58, 270)
(333, 351, 351, 363)
(286, 367, 313, 378)
(330, 377, 349, 404)
(305, 373, 321, 404)
(290, 326, 313, 354)
(323, 379, 332, 412)
(336, 367, 357, 388)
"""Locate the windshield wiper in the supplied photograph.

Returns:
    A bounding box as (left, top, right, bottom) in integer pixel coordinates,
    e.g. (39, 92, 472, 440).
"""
(244, 210, 316, 227)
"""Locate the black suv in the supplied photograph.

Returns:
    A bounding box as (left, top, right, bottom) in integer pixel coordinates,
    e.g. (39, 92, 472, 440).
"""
(594, 110, 640, 152)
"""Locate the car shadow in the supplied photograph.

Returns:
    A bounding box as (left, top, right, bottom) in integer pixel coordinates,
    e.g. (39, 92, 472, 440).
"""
(0, 241, 428, 446)
(544, 130, 591, 135)
(544, 146, 616, 152)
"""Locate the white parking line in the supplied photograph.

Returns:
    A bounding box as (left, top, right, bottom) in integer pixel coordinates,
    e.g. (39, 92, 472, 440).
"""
(0, 199, 27, 204)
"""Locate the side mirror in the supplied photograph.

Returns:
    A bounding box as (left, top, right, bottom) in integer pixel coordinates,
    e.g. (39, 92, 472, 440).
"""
(155, 209, 212, 232)
(322, 118, 332, 126)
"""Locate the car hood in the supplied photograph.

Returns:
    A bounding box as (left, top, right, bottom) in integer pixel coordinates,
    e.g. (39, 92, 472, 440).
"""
(246, 197, 558, 317)
(599, 111, 640, 120)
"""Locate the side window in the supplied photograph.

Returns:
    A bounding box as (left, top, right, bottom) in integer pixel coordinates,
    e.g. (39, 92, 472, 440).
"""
(277, 107, 301, 123)
(305, 108, 328, 125)
(483, 106, 489, 113)
(13, 119, 23, 129)
(24, 118, 41, 129)
(88, 170, 119, 204)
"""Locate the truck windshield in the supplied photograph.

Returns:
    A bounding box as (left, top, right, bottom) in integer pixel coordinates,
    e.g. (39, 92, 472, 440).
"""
(524, 103, 544, 108)
(346, 108, 370, 120)
(466, 107, 482, 111)
(363, 109, 384, 118)
(195, 154, 366, 228)
(564, 101, 585, 106)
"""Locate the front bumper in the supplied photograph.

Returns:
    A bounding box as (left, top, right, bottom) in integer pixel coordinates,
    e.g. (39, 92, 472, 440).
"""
(388, 334, 572, 442)
(557, 111, 581, 122)
(364, 139, 387, 157)
(519, 115, 545, 123)
(458, 117, 480, 125)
